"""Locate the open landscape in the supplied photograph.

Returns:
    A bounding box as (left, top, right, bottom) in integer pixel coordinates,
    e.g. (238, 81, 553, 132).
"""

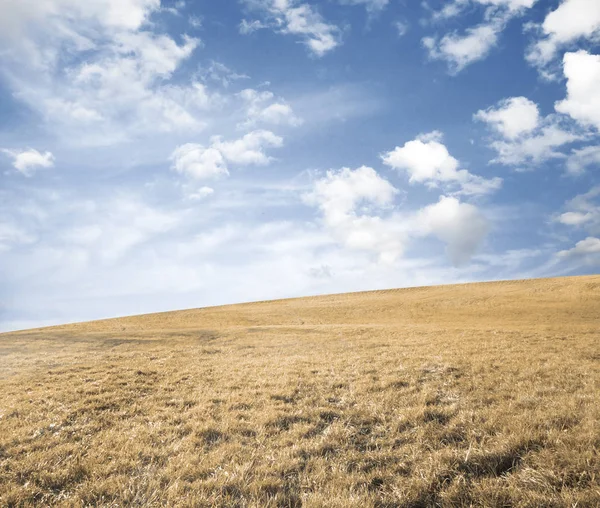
(0, 275, 599, 507)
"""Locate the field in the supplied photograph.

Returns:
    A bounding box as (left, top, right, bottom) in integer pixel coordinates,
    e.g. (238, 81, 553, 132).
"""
(0, 276, 599, 507)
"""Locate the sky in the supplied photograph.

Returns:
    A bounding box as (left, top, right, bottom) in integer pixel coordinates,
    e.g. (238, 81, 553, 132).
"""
(0, 0, 599, 331)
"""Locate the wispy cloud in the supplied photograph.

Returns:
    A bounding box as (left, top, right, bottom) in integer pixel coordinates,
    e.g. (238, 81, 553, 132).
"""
(240, 0, 342, 56)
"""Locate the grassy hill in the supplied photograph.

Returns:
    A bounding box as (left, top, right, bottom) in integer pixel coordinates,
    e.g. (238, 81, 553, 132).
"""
(1, 276, 599, 506)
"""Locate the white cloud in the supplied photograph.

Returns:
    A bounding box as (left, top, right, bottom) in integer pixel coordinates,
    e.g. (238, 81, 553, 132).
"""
(424, 0, 536, 72)
(304, 166, 489, 265)
(162, 0, 186, 16)
(240, 0, 342, 57)
(0, 0, 161, 45)
(304, 166, 405, 262)
(170, 144, 228, 180)
(259, 103, 298, 124)
(428, 0, 469, 21)
(0, 0, 307, 168)
(306, 166, 397, 221)
(382, 131, 459, 183)
(556, 186, 600, 234)
(1, 148, 55, 176)
(418, 196, 489, 266)
(170, 130, 283, 180)
(555, 51, 600, 132)
(558, 212, 593, 226)
(381, 131, 502, 195)
(487, 125, 581, 168)
(423, 20, 503, 73)
(211, 130, 283, 165)
(0, 0, 224, 146)
(237, 88, 302, 129)
(526, 0, 600, 70)
(557, 236, 600, 263)
(475, 96, 583, 169)
(47, 33, 205, 140)
(566, 145, 600, 175)
(107, 31, 198, 79)
(429, 0, 536, 20)
(457, 174, 503, 196)
(474, 97, 540, 138)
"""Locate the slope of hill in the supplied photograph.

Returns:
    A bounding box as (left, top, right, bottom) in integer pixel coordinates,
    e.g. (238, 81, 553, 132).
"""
(1, 276, 599, 506)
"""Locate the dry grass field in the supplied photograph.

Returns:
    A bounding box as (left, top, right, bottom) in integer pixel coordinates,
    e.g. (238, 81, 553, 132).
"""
(0, 276, 599, 507)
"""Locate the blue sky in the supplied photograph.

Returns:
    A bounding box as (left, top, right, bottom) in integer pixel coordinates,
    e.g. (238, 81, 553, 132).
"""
(0, 0, 599, 331)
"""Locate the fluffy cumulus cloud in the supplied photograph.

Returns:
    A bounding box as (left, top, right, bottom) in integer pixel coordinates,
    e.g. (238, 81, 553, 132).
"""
(1, 148, 55, 176)
(240, 0, 342, 57)
(170, 130, 282, 180)
(555, 51, 600, 132)
(526, 0, 600, 72)
(381, 132, 502, 195)
(423, 21, 504, 73)
(306, 166, 397, 223)
(304, 166, 408, 263)
(418, 196, 489, 266)
(305, 165, 490, 265)
(170, 145, 228, 180)
(423, 0, 537, 72)
(475, 97, 582, 170)
(381, 132, 460, 183)
(474, 97, 539, 138)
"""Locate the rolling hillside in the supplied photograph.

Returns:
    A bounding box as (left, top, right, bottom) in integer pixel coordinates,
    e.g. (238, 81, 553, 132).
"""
(1, 276, 599, 506)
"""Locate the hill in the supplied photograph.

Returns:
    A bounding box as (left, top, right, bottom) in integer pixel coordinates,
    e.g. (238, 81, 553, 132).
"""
(1, 276, 599, 506)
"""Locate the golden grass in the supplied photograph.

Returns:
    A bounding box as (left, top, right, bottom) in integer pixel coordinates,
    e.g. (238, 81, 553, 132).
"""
(0, 275, 599, 507)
